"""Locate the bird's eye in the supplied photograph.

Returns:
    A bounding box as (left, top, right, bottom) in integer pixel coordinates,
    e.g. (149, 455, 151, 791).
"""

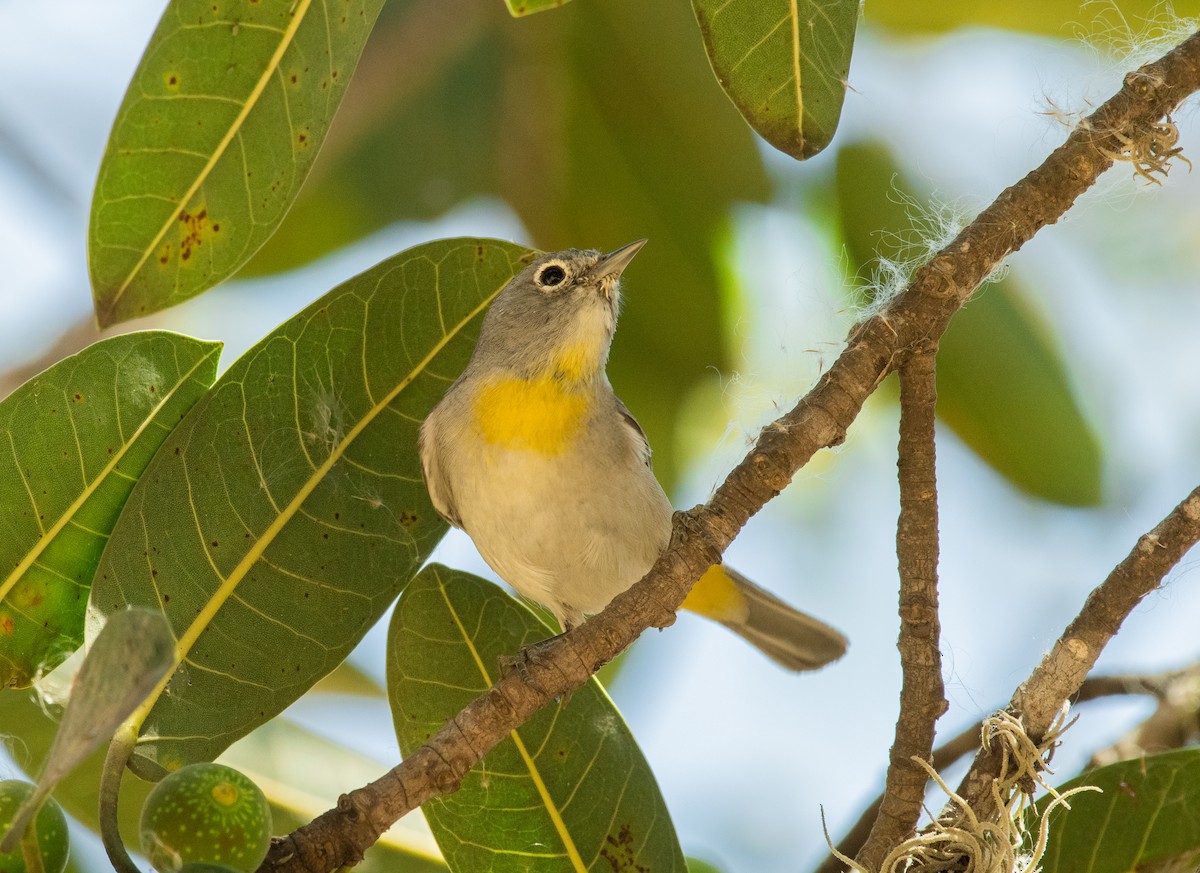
(536, 264, 567, 288)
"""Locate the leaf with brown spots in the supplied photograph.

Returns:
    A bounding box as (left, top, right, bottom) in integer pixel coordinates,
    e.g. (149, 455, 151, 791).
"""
(388, 565, 686, 873)
(88, 0, 385, 326)
(0, 332, 220, 689)
(88, 238, 532, 780)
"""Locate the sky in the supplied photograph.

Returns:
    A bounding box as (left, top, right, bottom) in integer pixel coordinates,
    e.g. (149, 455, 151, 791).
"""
(2, 4, 1200, 873)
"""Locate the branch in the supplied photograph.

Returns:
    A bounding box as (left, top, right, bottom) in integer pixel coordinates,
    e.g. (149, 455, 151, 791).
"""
(1089, 662, 1200, 766)
(260, 29, 1200, 873)
(856, 343, 946, 870)
(953, 485, 1200, 816)
(816, 670, 1175, 873)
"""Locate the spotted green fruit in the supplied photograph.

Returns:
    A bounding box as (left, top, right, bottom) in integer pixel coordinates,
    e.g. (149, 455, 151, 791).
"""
(0, 780, 70, 873)
(139, 764, 271, 873)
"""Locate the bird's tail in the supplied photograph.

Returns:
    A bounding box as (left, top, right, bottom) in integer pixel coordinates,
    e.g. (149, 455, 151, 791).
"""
(681, 565, 847, 671)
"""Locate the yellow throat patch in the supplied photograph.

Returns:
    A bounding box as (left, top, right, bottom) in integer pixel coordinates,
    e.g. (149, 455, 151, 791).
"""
(472, 346, 599, 455)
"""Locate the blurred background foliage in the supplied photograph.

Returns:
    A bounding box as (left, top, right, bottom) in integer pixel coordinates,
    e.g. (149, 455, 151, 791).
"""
(3, 0, 1200, 871)
(221, 0, 1172, 502)
(241, 0, 774, 488)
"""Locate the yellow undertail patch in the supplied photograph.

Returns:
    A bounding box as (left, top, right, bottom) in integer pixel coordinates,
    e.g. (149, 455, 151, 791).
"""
(681, 565, 750, 623)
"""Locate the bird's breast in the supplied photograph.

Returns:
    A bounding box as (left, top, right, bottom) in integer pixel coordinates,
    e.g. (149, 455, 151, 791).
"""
(470, 373, 589, 456)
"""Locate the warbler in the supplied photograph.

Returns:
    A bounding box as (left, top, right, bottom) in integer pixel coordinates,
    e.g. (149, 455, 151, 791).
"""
(419, 240, 846, 670)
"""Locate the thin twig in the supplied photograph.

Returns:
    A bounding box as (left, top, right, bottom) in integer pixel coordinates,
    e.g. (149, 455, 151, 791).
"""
(260, 29, 1200, 873)
(99, 726, 141, 873)
(856, 342, 946, 870)
(1089, 662, 1200, 766)
(952, 485, 1200, 819)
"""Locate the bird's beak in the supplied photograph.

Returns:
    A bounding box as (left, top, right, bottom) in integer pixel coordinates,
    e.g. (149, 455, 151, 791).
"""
(591, 239, 648, 282)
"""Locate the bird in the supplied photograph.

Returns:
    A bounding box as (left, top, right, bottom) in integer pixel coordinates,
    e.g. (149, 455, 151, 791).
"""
(418, 240, 847, 671)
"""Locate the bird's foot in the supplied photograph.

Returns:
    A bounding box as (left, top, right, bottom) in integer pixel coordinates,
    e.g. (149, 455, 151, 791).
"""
(498, 632, 575, 704)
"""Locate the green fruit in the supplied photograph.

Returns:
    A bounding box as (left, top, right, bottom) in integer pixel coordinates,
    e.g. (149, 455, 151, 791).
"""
(0, 780, 70, 873)
(139, 764, 271, 873)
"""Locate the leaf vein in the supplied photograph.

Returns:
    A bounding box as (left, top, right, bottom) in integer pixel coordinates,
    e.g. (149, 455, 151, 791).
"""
(106, 0, 316, 311)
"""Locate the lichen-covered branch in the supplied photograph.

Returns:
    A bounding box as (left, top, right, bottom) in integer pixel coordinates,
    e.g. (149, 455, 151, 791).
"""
(260, 29, 1200, 873)
(816, 670, 1176, 873)
(952, 485, 1200, 817)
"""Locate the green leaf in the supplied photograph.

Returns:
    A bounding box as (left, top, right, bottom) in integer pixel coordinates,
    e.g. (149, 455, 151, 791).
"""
(88, 238, 535, 780)
(835, 141, 1102, 506)
(0, 690, 151, 852)
(243, 0, 772, 488)
(1035, 748, 1200, 873)
(88, 0, 385, 327)
(221, 718, 446, 872)
(0, 332, 221, 689)
(388, 565, 686, 873)
(504, 0, 571, 17)
(936, 285, 1102, 505)
(310, 658, 385, 697)
(691, 0, 858, 159)
(0, 691, 446, 872)
(865, 0, 1181, 37)
(0, 609, 174, 854)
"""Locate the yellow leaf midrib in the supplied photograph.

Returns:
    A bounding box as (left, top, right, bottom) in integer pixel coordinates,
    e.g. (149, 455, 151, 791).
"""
(125, 263, 511, 752)
(436, 574, 587, 873)
(790, 0, 803, 133)
(105, 0, 314, 312)
(0, 346, 220, 605)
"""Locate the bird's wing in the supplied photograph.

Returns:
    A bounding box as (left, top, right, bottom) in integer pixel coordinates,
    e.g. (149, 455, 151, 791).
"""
(417, 416, 463, 529)
(614, 397, 653, 469)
